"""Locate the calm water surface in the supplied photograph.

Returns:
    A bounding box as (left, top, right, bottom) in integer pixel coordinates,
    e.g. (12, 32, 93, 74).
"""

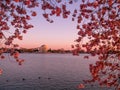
(0, 53, 114, 90)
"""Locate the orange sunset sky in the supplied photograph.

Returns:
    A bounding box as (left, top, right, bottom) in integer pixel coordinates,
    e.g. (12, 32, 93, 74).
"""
(13, 3, 81, 50)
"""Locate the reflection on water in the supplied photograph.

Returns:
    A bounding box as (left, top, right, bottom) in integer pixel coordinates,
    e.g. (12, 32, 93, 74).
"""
(0, 54, 114, 90)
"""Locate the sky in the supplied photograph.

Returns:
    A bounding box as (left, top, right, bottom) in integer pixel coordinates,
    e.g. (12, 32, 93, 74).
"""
(13, 2, 80, 50)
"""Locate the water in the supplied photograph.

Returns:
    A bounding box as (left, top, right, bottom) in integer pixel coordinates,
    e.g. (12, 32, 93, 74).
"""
(0, 53, 114, 90)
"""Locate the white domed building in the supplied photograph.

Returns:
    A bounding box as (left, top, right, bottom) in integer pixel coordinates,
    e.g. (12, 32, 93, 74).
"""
(38, 45, 48, 53)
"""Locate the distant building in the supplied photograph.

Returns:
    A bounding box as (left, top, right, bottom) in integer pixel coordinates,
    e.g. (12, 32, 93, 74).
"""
(38, 45, 48, 53)
(58, 48, 65, 53)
